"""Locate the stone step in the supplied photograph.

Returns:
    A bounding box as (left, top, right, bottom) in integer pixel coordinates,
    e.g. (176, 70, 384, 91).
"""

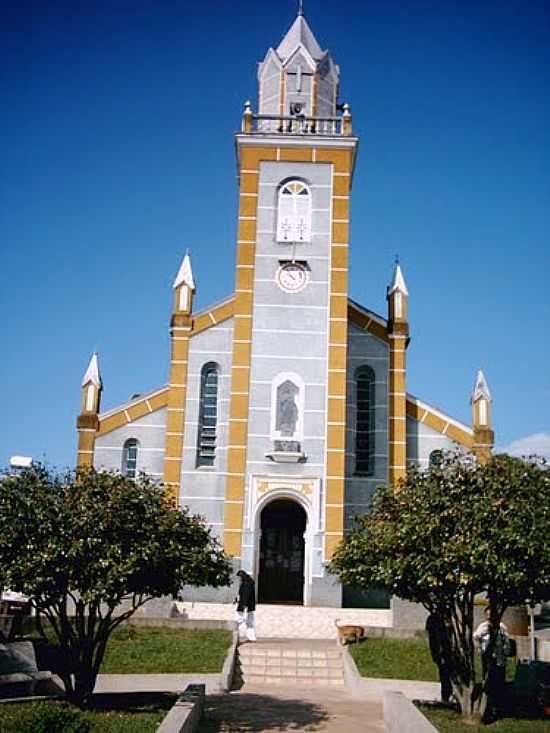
(235, 640, 345, 688)
(240, 661, 344, 673)
(242, 674, 344, 687)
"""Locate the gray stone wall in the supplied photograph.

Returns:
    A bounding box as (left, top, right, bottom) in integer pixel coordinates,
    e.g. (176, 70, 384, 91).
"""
(179, 318, 234, 543)
(344, 323, 389, 527)
(258, 54, 281, 116)
(93, 406, 167, 478)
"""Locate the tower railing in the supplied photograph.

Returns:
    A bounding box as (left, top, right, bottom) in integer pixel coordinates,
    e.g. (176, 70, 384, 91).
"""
(241, 102, 353, 137)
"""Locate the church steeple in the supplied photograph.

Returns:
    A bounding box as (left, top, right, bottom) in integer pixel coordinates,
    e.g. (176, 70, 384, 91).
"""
(257, 9, 340, 119)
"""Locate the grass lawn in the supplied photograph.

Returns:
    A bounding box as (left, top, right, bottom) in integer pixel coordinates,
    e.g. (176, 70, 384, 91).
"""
(419, 704, 550, 733)
(350, 637, 439, 680)
(100, 626, 233, 674)
(0, 693, 175, 733)
(25, 624, 232, 675)
(350, 637, 516, 682)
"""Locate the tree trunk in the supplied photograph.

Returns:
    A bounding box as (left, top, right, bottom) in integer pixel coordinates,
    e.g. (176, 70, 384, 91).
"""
(453, 681, 487, 724)
(68, 668, 98, 709)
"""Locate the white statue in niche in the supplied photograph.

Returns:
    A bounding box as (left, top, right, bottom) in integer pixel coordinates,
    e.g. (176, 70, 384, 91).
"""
(276, 380, 299, 439)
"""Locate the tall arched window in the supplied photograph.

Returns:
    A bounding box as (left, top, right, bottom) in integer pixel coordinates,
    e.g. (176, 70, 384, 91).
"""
(196, 363, 219, 467)
(276, 180, 312, 243)
(122, 438, 139, 479)
(355, 366, 375, 476)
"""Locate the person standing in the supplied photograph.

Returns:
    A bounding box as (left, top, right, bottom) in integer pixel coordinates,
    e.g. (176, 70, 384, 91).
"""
(474, 607, 511, 721)
(235, 570, 256, 642)
(426, 611, 453, 703)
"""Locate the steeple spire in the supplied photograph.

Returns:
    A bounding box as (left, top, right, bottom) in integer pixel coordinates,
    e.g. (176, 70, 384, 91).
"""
(173, 251, 195, 316)
(81, 352, 101, 389)
(276, 12, 323, 61)
(388, 258, 409, 296)
(470, 369, 494, 463)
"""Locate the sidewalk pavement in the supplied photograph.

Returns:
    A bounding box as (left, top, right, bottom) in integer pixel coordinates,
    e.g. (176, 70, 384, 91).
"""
(199, 684, 387, 733)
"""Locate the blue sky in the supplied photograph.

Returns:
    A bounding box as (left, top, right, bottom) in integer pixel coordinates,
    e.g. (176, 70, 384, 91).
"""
(1, 0, 549, 469)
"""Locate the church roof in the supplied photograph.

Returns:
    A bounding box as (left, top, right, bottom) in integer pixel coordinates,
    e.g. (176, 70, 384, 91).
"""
(276, 13, 324, 61)
(81, 353, 101, 388)
(471, 369, 492, 402)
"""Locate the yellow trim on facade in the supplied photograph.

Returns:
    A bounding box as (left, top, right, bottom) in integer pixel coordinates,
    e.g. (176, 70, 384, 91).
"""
(347, 302, 390, 343)
(406, 399, 474, 448)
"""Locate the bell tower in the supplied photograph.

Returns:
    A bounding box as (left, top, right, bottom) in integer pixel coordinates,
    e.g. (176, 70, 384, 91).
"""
(225, 8, 359, 573)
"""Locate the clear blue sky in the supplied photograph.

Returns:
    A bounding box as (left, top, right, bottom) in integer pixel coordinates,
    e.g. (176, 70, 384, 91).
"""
(1, 0, 549, 469)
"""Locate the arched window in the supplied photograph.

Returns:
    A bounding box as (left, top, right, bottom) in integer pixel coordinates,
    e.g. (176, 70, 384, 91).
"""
(122, 439, 139, 479)
(355, 366, 375, 476)
(276, 180, 311, 243)
(197, 363, 219, 467)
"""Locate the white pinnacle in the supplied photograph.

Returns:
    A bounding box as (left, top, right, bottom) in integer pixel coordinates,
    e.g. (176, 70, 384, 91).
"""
(173, 252, 195, 290)
(82, 352, 101, 388)
(276, 13, 323, 61)
(388, 261, 409, 296)
(471, 369, 492, 403)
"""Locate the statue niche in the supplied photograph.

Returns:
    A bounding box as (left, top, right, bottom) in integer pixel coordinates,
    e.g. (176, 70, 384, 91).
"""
(275, 379, 300, 453)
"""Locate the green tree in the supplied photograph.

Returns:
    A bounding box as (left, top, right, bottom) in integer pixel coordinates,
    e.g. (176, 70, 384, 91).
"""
(330, 453, 550, 724)
(0, 466, 231, 707)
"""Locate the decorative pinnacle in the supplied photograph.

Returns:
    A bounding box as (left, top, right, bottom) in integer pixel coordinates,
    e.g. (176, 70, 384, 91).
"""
(298, 0, 304, 16)
(82, 352, 101, 388)
(471, 369, 492, 403)
(388, 259, 409, 296)
(173, 251, 195, 290)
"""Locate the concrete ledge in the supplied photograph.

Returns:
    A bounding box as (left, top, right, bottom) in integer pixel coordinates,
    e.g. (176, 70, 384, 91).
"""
(94, 673, 221, 695)
(383, 691, 438, 733)
(220, 631, 239, 692)
(129, 617, 237, 631)
(362, 626, 428, 640)
(156, 683, 205, 733)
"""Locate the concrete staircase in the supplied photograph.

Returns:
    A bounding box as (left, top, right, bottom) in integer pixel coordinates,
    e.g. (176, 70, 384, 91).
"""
(235, 639, 344, 688)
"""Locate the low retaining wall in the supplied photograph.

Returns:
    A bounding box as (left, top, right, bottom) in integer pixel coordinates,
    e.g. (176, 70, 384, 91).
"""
(129, 617, 236, 631)
(156, 683, 205, 733)
(342, 645, 440, 702)
(383, 692, 438, 733)
(220, 631, 239, 692)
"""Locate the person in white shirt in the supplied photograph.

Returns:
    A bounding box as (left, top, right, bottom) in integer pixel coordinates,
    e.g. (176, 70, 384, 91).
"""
(474, 607, 511, 721)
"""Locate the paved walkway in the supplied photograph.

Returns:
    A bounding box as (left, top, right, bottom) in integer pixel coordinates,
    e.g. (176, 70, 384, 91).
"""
(198, 683, 386, 732)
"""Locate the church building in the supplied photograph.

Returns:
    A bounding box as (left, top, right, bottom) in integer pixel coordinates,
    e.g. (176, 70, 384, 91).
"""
(76, 10, 494, 610)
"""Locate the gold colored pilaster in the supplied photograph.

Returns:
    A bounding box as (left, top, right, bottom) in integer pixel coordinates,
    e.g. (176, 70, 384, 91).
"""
(388, 326, 408, 488)
(223, 150, 259, 556)
(163, 313, 192, 508)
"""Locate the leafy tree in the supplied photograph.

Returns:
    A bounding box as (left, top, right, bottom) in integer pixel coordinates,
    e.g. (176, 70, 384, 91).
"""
(0, 466, 231, 707)
(330, 453, 550, 724)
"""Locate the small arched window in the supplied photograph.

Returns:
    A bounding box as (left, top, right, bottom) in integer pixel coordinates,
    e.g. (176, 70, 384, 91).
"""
(355, 366, 375, 476)
(277, 180, 311, 243)
(122, 439, 139, 479)
(197, 363, 219, 467)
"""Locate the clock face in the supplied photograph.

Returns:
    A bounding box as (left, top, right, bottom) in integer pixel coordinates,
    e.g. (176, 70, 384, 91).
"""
(276, 263, 309, 293)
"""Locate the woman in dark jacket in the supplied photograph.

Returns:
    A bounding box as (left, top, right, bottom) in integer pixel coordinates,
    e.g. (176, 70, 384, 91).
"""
(235, 570, 256, 642)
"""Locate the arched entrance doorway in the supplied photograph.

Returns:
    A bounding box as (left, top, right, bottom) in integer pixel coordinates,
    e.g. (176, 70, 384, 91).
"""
(258, 499, 307, 605)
